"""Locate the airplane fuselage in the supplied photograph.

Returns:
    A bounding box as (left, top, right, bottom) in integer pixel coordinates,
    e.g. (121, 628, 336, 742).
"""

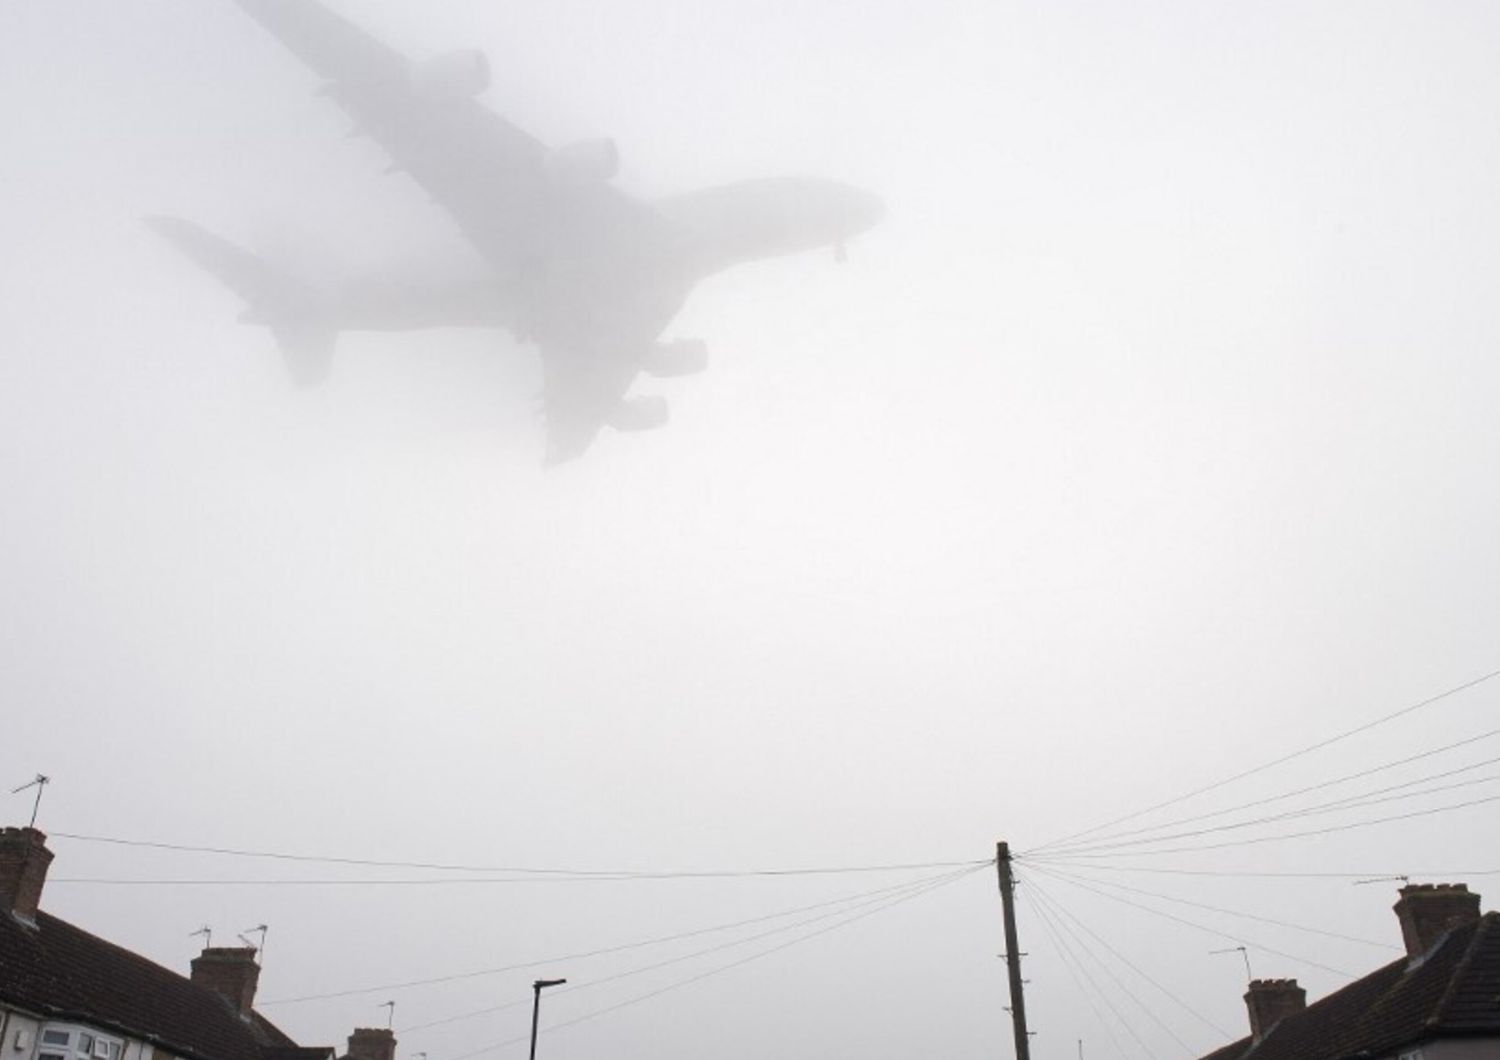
(295, 177, 883, 343)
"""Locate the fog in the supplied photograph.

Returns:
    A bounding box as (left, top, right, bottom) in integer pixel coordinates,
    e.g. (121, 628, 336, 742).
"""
(4, 2, 1500, 1058)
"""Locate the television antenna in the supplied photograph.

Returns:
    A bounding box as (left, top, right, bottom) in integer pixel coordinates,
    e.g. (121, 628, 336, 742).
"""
(1211, 945, 1253, 981)
(239, 924, 269, 964)
(10, 774, 49, 829)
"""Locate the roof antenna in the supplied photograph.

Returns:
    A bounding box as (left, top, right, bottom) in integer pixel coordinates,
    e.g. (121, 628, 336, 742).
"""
(1210, 945, 1253, 981)
(1354, 875, 1410, 886)
(239, 924, 269, 964)
(379, 1000, 395, 1029)
(10, 774, 50, 829)
(190, 925, 213, 950)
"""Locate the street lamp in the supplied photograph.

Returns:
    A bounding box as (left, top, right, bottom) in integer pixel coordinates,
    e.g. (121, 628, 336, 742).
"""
(529, 978, 567, 1060)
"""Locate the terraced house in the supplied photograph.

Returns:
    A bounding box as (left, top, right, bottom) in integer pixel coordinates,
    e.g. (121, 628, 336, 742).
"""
(1198, 883, 1500, 1060)
(0, 827, 392, 1060)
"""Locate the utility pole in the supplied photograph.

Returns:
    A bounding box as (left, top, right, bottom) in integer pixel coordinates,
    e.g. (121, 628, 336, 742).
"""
(529, 978, 566, 1060)
(996, 841, 1031, 1060)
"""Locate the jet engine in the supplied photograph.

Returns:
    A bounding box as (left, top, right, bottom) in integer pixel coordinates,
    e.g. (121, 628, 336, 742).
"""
(545, 139, 620, 184)
(408, 50, 491, 101)
(607, 395, 669, 431)
(643, 339, 708, 378)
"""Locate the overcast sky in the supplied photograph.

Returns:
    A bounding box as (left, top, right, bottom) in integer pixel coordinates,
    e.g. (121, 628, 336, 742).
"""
(4, 2, 1500, 1058)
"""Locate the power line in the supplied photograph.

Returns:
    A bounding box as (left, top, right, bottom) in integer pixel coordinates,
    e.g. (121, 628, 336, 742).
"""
(1014, 869, 1368, 881)
(1026, 879, 1204, 1054)
(1022, 873, 1232, 1038)
(1030, 767, 1500, 859)
(1276, 762, 1500, 818)
(1036, 729, 1500, 855)
(50, 875, 924, 886)
(262, 870, 976, 1006)
(1026, 881, 1164, 1055)
(1025, 877, 1142, 1060)
(399, 865, 978, 1035)
(1027, 665, 1500, 854)
(1023, 863, 1357, 978)
(1024, 863, 1395, 950)
(1034, 792, 1500, 861)
(440, 863, 988, 1060)
(1010, 862, 1500, 881)
(48, 831, 984, 879)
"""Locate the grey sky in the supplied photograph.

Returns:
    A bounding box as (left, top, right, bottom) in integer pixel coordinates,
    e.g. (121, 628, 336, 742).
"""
(4, 2, 1500, 1057)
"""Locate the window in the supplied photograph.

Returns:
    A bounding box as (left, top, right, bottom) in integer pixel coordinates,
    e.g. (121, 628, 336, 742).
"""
(36, 1026, 123, 1060)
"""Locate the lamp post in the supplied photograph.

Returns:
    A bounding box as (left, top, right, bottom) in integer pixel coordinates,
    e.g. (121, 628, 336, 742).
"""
(529, 978, 567, 1060)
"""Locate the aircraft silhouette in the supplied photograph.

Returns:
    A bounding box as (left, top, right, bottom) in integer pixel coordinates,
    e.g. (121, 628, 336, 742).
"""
(151, 0, 883, 463)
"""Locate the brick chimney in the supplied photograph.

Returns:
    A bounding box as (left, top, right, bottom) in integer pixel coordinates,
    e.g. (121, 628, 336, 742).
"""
(0, 826, 54, 925)
(345, 1029, 396, 1060)
(1244, 978, 1305, 1041)
(191, 947, 261, 1017)
(1394, 883, 1481, 958)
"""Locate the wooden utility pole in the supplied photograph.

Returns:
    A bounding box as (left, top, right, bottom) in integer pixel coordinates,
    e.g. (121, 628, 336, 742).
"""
(997, 841, 1031, 1060)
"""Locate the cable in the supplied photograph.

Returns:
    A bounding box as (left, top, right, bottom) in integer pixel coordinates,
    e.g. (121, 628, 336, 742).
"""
(1036, 729, 1500, 855)
(1025, 880, 1200, 1054)
(1027, 665, 1500, 854)
(1023, 863, 1357, 978)
(440, 863, 989, 1060)
(1030, 768, 1500, 859)
(1034, 792, 1500, 860)
(1020, 872, 1232, 1038)
(1014, 869, 1368, 881)
(1023, 863, 1395, 950)
(1274, 762, 1500, 818)
(1013, 862, 1500, 881)
(1025, 882, 1157, 1058)
(400, 865, 978, 1035)
(1024, 876, 1141, 1060)
(45, 877, 694, 886)
(48, 831, 985, 878)
(1020, 862, 1500, 880)
(261, 870, 977, 1006)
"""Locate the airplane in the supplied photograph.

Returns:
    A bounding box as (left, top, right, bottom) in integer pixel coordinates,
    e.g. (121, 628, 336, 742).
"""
(150, 0, 884, 464)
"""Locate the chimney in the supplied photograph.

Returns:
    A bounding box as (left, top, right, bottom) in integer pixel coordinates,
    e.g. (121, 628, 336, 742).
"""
(345, 1029, 396, 1060)
(1244, 978, 1305, 1041)
(191, 947, 261, 1017)
(1394, 883, 1482, 959)
(0, 826, 54, 925)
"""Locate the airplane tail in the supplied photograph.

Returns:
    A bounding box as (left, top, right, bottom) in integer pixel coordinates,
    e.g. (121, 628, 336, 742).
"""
(145, 215, 336, 385)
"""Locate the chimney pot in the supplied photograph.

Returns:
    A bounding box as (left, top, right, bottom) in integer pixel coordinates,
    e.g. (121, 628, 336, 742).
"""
(1394, 883, 1482, 959)
(0, 826, 54, 925)
(345, 1029, 396, 1060)
(1244, 978, 1305, 1041)
(191, 946, 261, 1017)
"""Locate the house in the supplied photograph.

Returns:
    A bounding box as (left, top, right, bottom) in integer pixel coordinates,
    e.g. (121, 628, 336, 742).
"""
(1197, 883, 1500, 1060)
(0, 826, 394, 1060)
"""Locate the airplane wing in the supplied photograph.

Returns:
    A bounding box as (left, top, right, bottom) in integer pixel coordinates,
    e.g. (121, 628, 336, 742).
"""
(230, 0, 668, 276)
